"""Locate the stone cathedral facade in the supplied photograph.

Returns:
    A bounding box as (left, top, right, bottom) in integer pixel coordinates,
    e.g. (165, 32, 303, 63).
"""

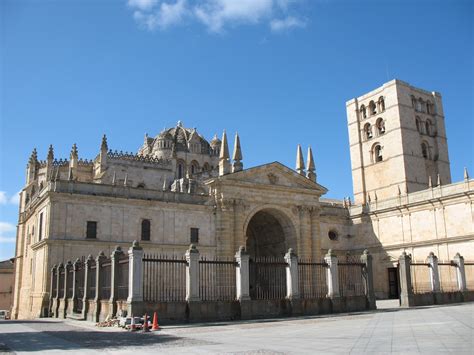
(11, 79, 474, 319)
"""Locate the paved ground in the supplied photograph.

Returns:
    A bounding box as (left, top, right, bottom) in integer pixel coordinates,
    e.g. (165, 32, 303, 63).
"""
(0, 302, 473, 354)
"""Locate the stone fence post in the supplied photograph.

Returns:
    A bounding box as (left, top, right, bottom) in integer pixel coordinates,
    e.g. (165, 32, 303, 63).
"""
(360, 249, 376, 310)
(285, 248, 299, 299)
(325, 249, 340, 298)
(54, 263, 63, 318)
(127, 241, 144, 317)
(398, 252, 414, 307)
(452, 253, 467, 292)
(62, 261, 72, 318)
(82, 255, 93, 320)
(93, 251, 106, 322)
(185, 244, 200, 302)
(109, 246, 124, 318)
(428, 252, 440, 292)
(49, 265, 57, 317)
(235, 246, 250, 301)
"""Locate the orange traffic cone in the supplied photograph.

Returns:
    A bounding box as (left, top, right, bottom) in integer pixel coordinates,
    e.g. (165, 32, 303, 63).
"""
(152, 311, 160, 331)
(143, 313, 150, 332)
(130, 314, 136, 331)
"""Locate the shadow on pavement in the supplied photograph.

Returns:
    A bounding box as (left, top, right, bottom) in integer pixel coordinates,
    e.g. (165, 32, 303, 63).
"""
(1, 329, 213, 352)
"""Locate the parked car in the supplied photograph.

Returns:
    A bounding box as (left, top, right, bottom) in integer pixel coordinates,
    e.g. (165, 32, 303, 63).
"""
(0, 310, 10, 320)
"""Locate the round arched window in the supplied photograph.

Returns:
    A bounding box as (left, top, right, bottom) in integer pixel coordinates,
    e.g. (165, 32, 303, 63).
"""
(328, 230, 338, 241)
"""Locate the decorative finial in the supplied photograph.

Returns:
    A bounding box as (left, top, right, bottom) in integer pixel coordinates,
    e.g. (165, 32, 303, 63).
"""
(437, 173, 441, 186)
(47, 145, 54, 161)
(296, 144, 305, 175)
(219, 130, 229, 160)
(464, 167, 469, 181)
(177, 120, 183, 127)
(162, 176, 167, 191)
(101, 134, 108, 151)
(123, 173, 128, 186)
(306, 146, 316, 181)
(29, 148, 38, 164)
(112, 170, 116, 185)
(428, 175, 432, 188)
(232, 132, 243, 173)
(68, 167, 73, 181)
(70, 143, 78, 161)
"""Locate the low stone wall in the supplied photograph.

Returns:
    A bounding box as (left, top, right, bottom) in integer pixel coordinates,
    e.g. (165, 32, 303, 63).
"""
(413, 291, 474, 307)
(140, 296, 369, 325)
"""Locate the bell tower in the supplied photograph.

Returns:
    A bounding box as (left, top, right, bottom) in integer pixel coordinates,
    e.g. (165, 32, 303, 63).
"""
(346, 79, 451, 204)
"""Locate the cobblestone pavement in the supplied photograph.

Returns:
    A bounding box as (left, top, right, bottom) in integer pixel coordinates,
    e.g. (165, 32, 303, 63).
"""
(0, 302, 472, 354)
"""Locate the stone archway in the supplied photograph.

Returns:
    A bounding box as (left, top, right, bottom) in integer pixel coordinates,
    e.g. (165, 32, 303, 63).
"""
(245, 208, 297, 299)
(245, 207, 297, 258)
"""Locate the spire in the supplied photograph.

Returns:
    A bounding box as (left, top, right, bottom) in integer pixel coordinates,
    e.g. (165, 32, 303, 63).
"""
(101, 134, 108, 152)
(232, 132, 243, 173)
(296, 145, 305, 175)
(47, 145, 54, 162)
(219, 130, 230, 176)
(70, 143, 78, 160)
(464, 167, 469, 181)
(29, 148, 38, 164)
(428, 175, 433, 188)
(306, 146, 316, 181)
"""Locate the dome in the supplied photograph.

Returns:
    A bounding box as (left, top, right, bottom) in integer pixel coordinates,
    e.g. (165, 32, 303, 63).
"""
(151, 121, 212, 154)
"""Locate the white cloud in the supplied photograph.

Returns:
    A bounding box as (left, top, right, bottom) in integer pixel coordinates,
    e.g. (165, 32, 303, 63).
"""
(128, 0, 159, 11)
(0, 222, 16, 244)
(127, 0, 306, 33)
(0, 190, 21, 205)
(0, 191, 7, 205)
(270, 16, 305, 32)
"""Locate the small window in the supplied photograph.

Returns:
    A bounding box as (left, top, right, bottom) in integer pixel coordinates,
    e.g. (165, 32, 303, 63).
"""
(376, 118, 385, 135)
(415, 117, 422, 133)
(190, 228, 199, 244)
(86, 221, 97, 239)
(360, 105, 367, 119)
(374, 144, 383, 162)
(328, 230, 338, 241)
(364, 123, 372, 140)
(378, 96, 385, 112)
(369, 101, 376, 116)
(425, 121, 430, 136)
(177, 162, 184, 179)
(38, 212, 43, 241)
(421, 143, 428, 159)
(141, 219, 151, 241)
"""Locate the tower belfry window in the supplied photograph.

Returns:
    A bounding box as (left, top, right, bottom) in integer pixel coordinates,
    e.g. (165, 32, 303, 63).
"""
(374, 144, 383, 163)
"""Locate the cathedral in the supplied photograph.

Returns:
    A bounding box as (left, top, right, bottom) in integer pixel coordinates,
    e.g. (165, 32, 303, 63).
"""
(12, 79, 474, 319)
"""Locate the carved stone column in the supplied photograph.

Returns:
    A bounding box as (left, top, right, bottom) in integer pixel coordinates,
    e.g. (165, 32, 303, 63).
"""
(109, 246, 124, 319)
(325, 250, 340, 298)
(285, 248, 299, 299)
(398, 252, 414, 307)
(82, 255, 93, 320)
(427, 252, 440, 293)
(360, 250, 376, 310)
(235, 246, 250, 301)
(185, 244, 200, 302)
(127, 241, 144, 317)
(453, 253, 467, 292)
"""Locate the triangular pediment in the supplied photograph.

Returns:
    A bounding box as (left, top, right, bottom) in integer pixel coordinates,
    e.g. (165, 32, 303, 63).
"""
(214, 162, 328, 194)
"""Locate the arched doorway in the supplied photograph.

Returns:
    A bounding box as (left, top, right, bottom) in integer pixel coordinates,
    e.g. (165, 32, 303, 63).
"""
(245, 208, 296, 299)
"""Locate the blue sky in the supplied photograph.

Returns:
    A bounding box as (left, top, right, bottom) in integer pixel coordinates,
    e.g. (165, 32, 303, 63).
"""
(1, 0, 473, 260)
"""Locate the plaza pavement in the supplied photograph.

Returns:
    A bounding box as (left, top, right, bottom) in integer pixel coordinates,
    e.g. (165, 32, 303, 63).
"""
(0, 301, 472, 354)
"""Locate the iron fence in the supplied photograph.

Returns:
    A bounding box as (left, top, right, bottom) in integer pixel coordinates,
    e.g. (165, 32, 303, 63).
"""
(58, 268, 65, 298)
(74, 262, 85, 312)
(100, 259, 111, 300)
(438, 263, 458, 292)
(249, 256, 287, 300)
(88, 262, 96, 299)
(411, 263, 431, 294)
(465, 263, 474, 290)
(199, 257, 237, 301)
(338, 262, 365, 297)
(298, 259, 328, 299)
(66, 267, 74, 298)
(143, 254, 187, 302)
(117, 256, 129, 300)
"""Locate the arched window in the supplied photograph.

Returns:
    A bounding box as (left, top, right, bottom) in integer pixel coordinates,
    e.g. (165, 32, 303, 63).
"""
(369, 101, 376, 116)
(360, 105, 367, 119)
(378, 96, 385, 112)
(177, 161, 184, 179)
(373, 144, 383, 163)
(203, 162, 210, 172)
(364, 123, 372, 140)
(411, 96, 417, 108)
(425, 120, 431, 136)
(421, 143, 429, 159)
(417, 98, 424, 112)
(190, 161, 200, 176)
(376, 118, 385, 135)
(141, 219, 151, 241)
(415, 116, 422, 133)
(426, 101, 432, 114)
